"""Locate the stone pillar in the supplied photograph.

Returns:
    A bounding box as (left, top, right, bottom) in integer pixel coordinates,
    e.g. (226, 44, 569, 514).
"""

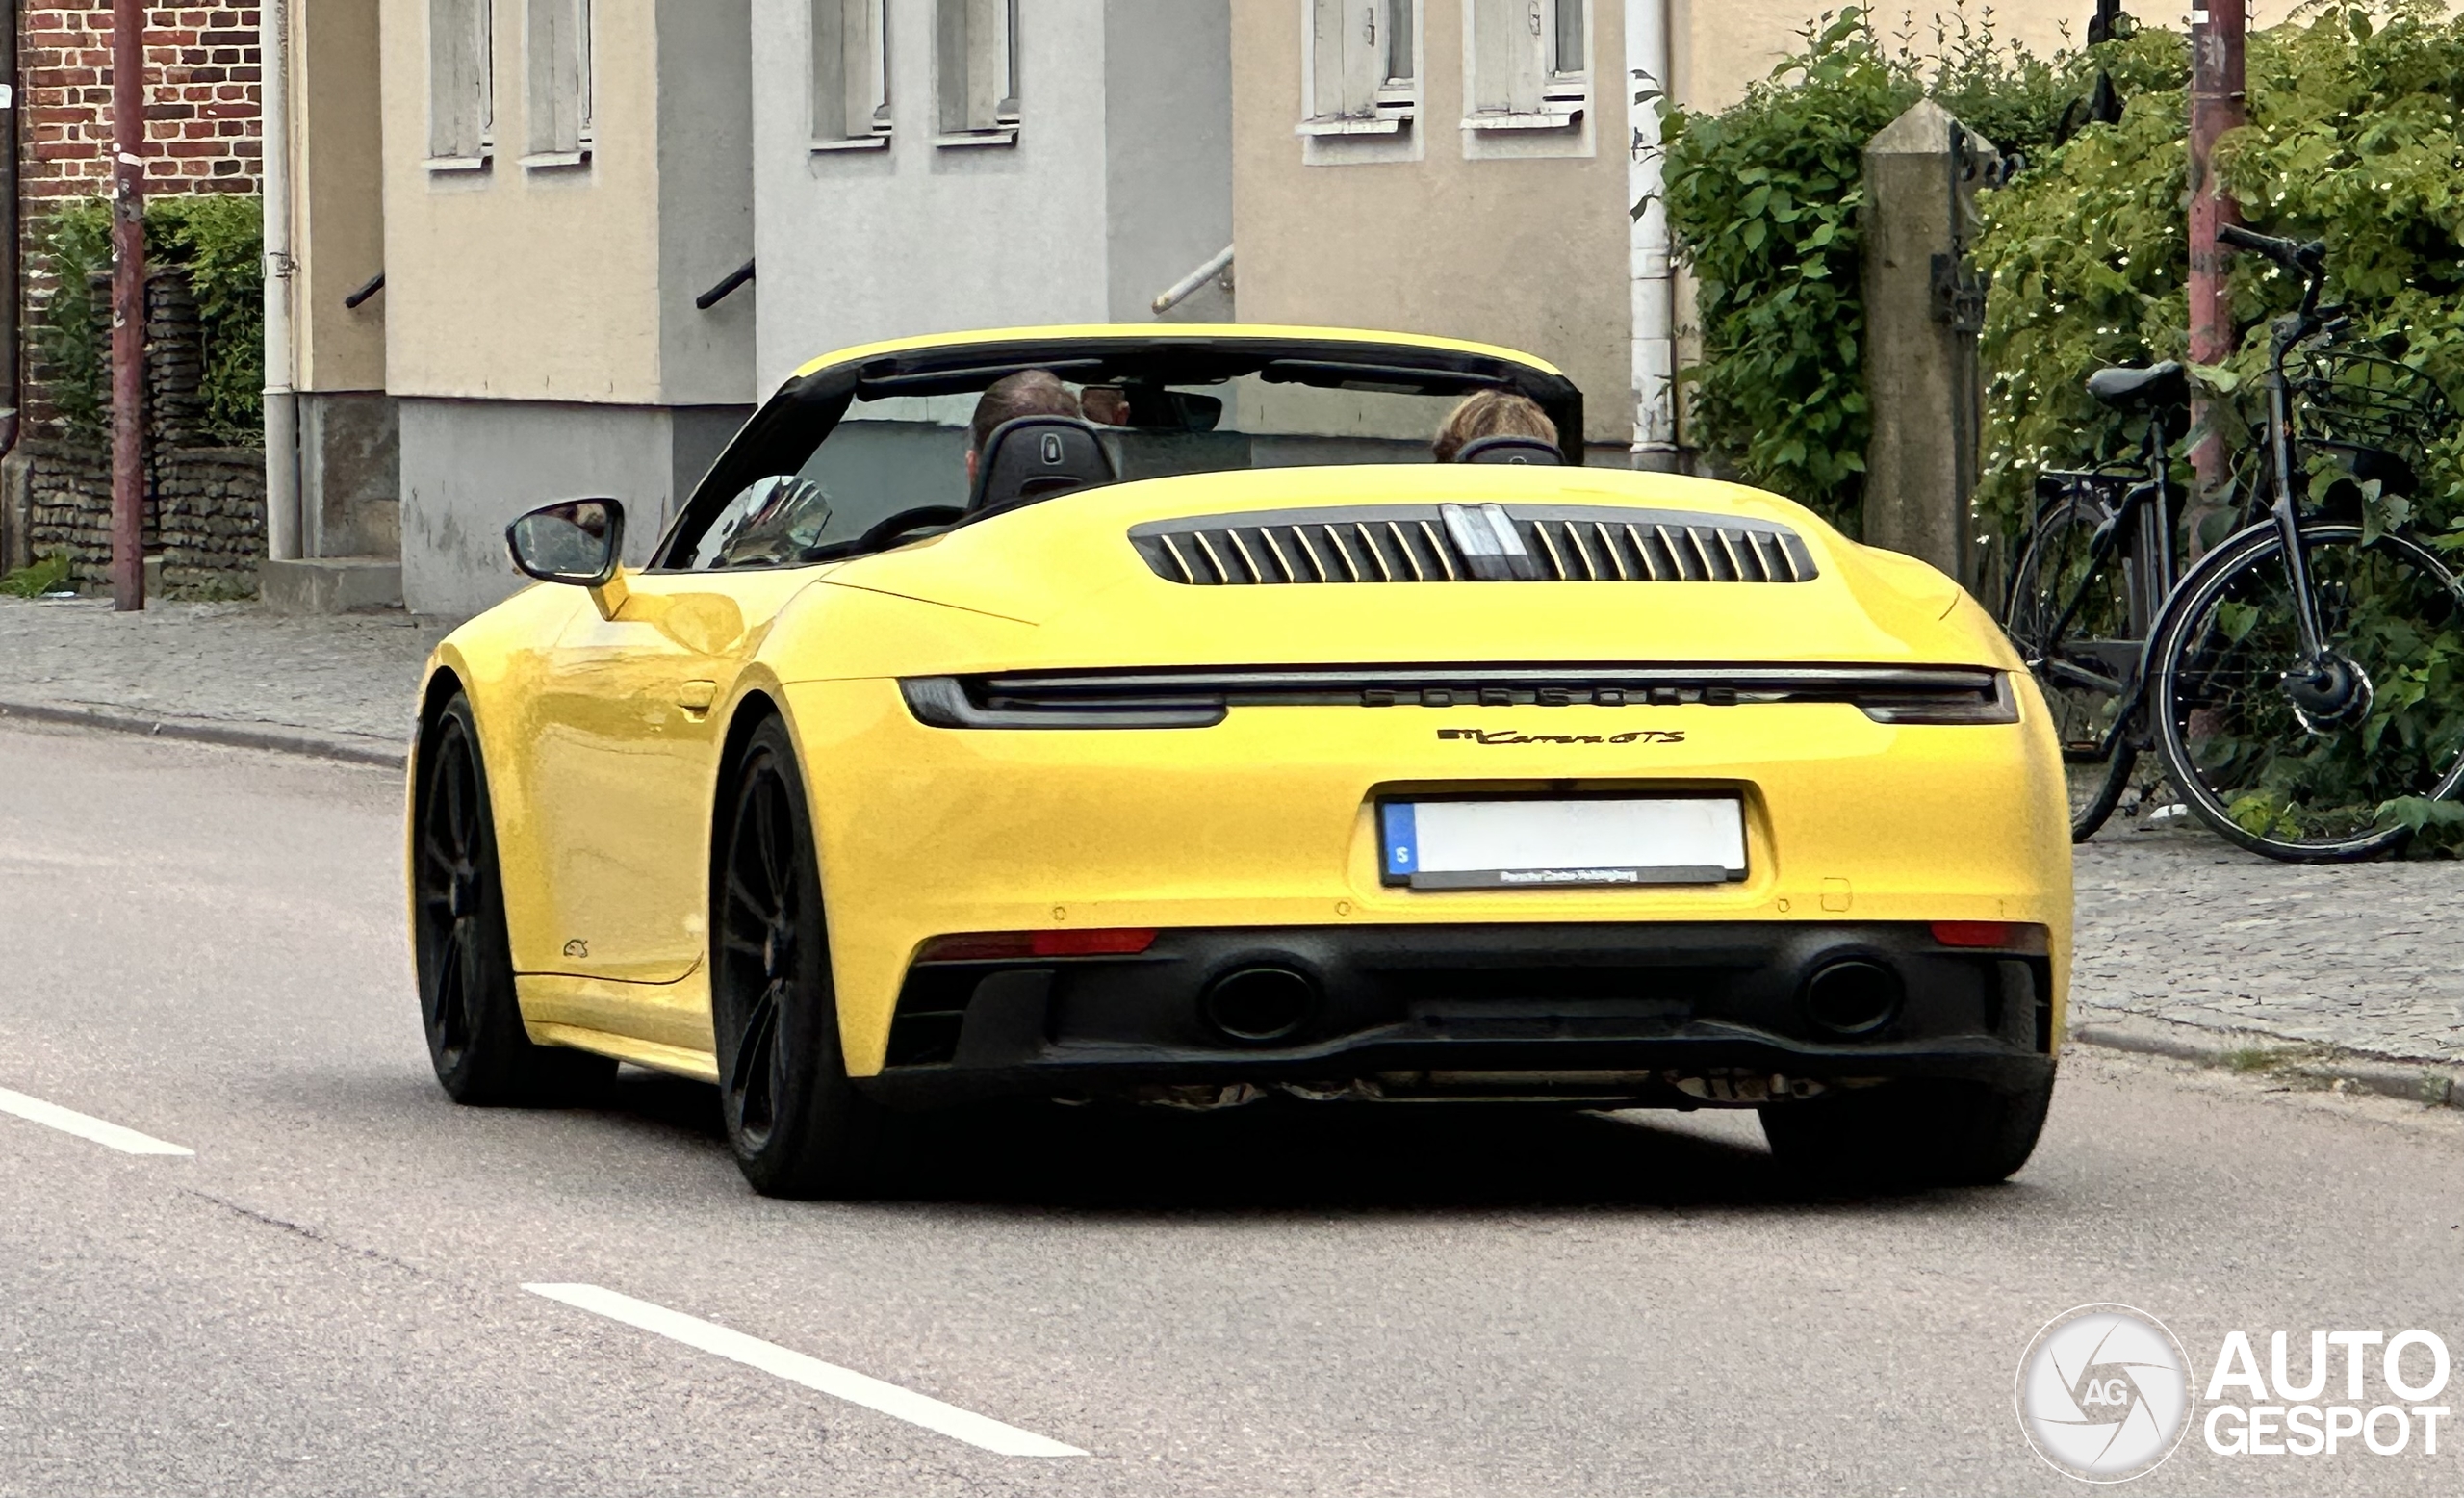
(1861, 99, 1994, 589)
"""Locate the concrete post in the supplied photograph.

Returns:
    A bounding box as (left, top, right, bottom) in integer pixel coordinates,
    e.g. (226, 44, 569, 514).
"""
(1861, 99, 1994, 589)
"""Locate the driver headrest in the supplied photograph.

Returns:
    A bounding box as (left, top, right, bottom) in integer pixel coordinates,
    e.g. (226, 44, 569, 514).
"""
(966, 416, 1118, 513)
(1455, 434, 1564, 466)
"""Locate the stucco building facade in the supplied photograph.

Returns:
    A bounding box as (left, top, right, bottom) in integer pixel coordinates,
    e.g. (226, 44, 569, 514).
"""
(376, 0, 757, 617)
(746, 0, 1233, 393)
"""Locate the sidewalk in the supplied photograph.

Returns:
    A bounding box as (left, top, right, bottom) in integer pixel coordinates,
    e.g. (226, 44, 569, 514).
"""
(3, 594, 2459, 1075)
(0, 595, 443, 763)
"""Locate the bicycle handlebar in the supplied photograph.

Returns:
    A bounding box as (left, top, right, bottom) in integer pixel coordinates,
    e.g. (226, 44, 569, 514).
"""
(2218, 223, 2326, 277)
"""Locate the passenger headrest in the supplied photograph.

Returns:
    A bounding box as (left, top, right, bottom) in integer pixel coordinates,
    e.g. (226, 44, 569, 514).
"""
(1455, 435, 1564, 466)
(966, 416, 1118, 514)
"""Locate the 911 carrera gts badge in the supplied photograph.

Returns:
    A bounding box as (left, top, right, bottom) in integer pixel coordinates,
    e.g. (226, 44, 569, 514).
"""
(1437, 727, 1686, 746)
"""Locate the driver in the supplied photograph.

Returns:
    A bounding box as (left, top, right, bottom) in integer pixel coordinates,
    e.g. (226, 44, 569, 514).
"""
(967, 370, 1085, 485)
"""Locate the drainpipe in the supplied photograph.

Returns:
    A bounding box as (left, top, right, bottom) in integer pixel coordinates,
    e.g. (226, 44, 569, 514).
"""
(261, 0, 300, 561)
(1627, 0, 1678, 471)
(0, 0, 21, 466)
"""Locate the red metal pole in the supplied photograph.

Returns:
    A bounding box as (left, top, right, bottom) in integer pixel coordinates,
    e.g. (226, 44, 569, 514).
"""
(2186, 2, 2247, 543)
(109, 0, 144, 610)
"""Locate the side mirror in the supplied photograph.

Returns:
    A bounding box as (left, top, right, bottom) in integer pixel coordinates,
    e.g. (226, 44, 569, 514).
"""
(506, 499, 626, 586)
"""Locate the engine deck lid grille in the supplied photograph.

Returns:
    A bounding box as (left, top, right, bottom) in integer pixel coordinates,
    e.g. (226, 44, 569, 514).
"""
(1130, 504, 1818, 585)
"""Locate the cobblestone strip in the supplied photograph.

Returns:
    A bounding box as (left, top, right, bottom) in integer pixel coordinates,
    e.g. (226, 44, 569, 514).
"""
(0, 596, 441, 744)
(2069, 830, 2464, 1066)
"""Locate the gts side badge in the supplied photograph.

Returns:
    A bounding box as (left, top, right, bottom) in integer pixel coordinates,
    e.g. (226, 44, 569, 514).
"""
(1438, 728, 1686, 746)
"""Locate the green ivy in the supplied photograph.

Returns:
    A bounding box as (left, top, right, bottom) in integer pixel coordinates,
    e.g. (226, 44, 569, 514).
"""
(1661, 9, 2115, 531)
(1970, 28, 2192, 542)
(34, 194, 265, 449)
(1976, 4, 2464, 546)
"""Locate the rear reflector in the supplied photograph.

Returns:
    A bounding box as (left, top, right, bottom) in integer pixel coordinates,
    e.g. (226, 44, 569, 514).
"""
(916, 928, 1160, 962)
(1930, 920, 2015, 948)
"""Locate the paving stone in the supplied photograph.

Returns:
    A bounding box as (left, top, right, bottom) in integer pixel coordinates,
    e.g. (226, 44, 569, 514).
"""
(2070, 826, 2464, 1065)
(0, 595, 441, 746)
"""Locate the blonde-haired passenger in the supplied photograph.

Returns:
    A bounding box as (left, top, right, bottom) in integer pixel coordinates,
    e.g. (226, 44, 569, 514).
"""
(1432, 390, 1561, 463)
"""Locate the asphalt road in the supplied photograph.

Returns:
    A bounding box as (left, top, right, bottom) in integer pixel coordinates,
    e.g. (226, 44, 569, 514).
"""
(2, 719, 2458, 1497)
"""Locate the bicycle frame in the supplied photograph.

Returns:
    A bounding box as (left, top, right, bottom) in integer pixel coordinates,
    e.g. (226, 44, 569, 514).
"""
(2027, 421, 2175, 746)
(2220, 224, 2338, 670)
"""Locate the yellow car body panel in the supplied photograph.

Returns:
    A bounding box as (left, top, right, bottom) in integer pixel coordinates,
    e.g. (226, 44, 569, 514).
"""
(412, 324, 2070, 1101)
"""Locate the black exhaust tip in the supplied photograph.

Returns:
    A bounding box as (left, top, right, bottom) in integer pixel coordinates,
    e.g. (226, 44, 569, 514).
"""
(1201, 967, 1317, 1045)
(1803, 959, 1902, 1037)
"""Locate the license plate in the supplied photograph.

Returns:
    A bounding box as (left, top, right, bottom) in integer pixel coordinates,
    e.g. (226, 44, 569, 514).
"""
(1378, 796, 1747, 890)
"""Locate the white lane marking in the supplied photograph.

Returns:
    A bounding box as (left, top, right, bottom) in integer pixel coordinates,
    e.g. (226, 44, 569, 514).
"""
(0, 1086, 193, 1156)
(524, 1282, 1087, 1458)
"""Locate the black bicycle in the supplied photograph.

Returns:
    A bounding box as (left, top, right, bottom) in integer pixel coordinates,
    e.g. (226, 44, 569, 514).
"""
(2006, 225, 2464, 861)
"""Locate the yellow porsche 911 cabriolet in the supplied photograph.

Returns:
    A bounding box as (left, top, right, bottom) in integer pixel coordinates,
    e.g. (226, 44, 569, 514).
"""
(410, 326, 2070, 1198)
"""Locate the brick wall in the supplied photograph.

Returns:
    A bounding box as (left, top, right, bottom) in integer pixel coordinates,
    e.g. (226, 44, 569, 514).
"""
(24, 271, 266, 593)
(13, 6, 266, 595)
(22, 3, 263, 205)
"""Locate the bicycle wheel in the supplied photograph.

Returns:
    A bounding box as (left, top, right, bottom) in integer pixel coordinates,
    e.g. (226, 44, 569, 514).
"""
(2005, 496, 2142, 840)
(2149, 523, 2464, 861)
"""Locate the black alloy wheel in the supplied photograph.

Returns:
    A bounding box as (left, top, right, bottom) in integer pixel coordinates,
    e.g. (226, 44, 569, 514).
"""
(413, 693, 613, 1104)
(712, 715, 888, 1198)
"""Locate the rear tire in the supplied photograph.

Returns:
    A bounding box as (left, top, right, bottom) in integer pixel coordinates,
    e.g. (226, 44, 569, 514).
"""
(413, 694, 615, 1105)
(1759, 1071, 2055, 1192)
(712, 715, 891, 1199)
(2005, 496, 2142, 841)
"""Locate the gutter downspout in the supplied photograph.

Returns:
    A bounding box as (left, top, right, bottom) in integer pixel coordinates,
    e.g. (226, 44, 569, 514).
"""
(261, 0, 300, 561)
(0, 0, 20, 465)
(1627, 0, 1678, 472)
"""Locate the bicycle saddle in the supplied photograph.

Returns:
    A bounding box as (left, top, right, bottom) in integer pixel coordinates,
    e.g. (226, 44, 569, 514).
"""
(2085, 361, 2188, 411)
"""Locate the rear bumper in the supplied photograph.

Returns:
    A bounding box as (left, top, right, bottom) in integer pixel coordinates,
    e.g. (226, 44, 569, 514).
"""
(861, 920, 2055, 1108)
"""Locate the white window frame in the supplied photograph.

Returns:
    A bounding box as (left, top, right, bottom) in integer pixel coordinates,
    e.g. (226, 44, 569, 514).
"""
(1462, 0, 1588, 133)
(1298, 0, 1419, 138)
(1297, 0, 1422, 167)
(426, 0, 496, 171)
(521, 0, 593, 168)
(812, 0, 892, 152)
(1458, 0, 1596, 160)
(935, 0, 1018, 148)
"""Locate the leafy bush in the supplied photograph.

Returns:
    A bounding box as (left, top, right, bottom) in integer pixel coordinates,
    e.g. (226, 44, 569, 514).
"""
(1970, 27, 2191, 542)
(34, 194, 266, 449)
(1659, 7, 2106, 530)
(1977, 3, 2464, 546)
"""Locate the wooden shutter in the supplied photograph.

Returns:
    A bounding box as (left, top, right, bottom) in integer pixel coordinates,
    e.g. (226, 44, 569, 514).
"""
(1472, 0, 1546, 116)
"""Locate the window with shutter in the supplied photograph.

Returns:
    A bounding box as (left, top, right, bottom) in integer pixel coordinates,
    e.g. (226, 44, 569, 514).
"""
(1298, 0, 1419, 141)
(523, 0, 592, 167)
(1463, 0, 1588, 135)
(936, 0, 1018, 146)
(813, 0, 891, 150)
(427, 0, 495, 169)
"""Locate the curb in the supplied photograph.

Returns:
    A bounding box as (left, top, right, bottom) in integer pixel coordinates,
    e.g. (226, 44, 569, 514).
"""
(2071, 1020, 2463, 1111)
(0, 699, 407, 770)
